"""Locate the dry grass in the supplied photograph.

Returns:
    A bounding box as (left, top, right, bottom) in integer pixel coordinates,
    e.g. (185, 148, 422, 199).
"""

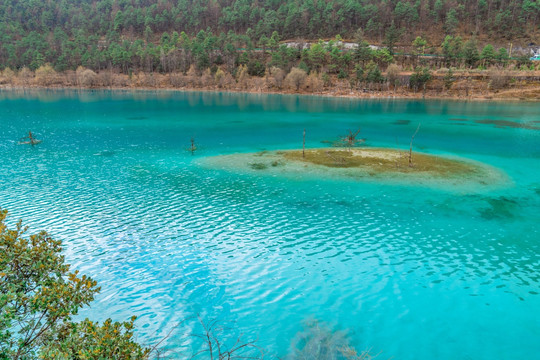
(283, 148, 475, 176)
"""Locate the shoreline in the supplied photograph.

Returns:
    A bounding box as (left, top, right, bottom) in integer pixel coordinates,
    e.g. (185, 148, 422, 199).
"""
(2, 83, 540, 102)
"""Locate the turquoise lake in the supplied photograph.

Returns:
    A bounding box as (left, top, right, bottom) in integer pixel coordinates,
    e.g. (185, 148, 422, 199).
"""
(0, 89, 539, 359)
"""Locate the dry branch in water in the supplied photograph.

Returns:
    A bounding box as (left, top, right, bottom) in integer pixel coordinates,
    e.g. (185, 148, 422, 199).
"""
(408, 124, 421, 167)
(188, 316, 264, 360)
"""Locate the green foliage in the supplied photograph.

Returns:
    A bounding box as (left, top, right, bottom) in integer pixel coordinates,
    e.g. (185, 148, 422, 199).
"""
(0, 0, 536, 75)
(365, 61, 384, 84)
(516, 54, 532, 68)
(373, 48, 393, 66)
(480, 44, 496, 65)
(441, 35, 463, 66)
(353, 41, 373, 65)
(322, 72, 331, 86)
(383, 21, 401, 55)
(247, 60, 266, 77)
(496, 48, 510, 65)
(307, 42, 327, 71)
(462, 39, 480, 67)
(409, 67, 432, 91)
(297, 61, 310, 74)
(0, 209, 150, 359)
(443, 68, 455, 89)
(337, 68, 349, 79)
(354, 64, 365, 84)
(41, 317, 149, 359)
(444, 9, 459, 35)
(394, 1, 419, 26)
(412, 36, 427, 55)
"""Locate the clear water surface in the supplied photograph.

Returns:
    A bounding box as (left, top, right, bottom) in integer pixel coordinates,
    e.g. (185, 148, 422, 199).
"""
(0, 89, 539, 359)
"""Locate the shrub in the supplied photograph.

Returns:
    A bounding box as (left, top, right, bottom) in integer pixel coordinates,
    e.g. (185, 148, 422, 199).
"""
(443, 68, 455, 90)
(95, 71, 113, 86)
(270, 66, 286, 89)
(1, 67, 15, 84)
(488, 68, 511, 90)
(304, 71, 324, 92)
(18, 67, 34, 85)
(76, 66, 97, 86)
(337, 69, 349, 79)
(0, 209, 150, 359)
(34, 64, 57, 86)
(386, 63, 401, 88)
(409, 67, 432, 91)
(169, 72, 186, 87)
(285, 67, 307, 91)
(236, 64, 249, 89)
(365, 61, 384, 86)
(200, 68, 213, 87)
(214, 68, 225, 84)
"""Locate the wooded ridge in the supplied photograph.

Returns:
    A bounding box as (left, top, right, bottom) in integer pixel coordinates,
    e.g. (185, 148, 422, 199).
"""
(0, 0, 539, 73)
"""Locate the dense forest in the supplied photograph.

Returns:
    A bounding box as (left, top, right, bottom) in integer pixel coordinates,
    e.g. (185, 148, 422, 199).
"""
(0, 0, 539, 74)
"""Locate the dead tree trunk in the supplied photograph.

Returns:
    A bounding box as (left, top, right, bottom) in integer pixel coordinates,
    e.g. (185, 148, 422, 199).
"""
(189, 137, 196, 155)
(408, 124, 420, 167)
(303, 128, 306, 158)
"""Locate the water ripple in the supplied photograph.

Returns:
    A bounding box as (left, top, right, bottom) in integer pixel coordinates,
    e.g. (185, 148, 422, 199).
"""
(1, 92, 539, 359)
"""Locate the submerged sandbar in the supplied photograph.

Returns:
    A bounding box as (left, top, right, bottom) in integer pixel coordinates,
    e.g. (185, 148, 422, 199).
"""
(200, 148, 510, 192)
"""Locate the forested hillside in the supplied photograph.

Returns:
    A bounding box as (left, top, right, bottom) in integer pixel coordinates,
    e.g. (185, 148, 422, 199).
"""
(0, 0, 539, 72)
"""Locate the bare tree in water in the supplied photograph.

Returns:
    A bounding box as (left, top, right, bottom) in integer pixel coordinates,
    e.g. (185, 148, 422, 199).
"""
(408, 124, 420, 167)
(302, 128, 306, 158)
(188, 137, 197, 155)
(340, 128, 364, 152)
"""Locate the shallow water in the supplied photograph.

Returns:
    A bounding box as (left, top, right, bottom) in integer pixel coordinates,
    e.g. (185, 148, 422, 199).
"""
(1, 89, 539, 359)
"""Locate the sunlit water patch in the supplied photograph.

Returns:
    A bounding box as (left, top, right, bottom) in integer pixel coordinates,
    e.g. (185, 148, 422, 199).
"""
(1, 90, 539, 359)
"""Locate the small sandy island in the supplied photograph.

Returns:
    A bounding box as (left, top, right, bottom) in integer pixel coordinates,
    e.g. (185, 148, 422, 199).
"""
(199, 147, 511, 192)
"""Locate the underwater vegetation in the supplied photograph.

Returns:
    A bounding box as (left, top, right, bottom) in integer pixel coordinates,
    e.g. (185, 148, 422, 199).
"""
(126, 116, 149, 120)
(478, 196, 521, 220)
(288, 320, 373, 360)
(392, 120, 411, 125)
(449, 118, 540, 130)
(93, 150, 116, 157)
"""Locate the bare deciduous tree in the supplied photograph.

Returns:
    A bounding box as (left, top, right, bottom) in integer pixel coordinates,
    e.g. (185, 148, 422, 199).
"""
(269, 66, 285, 89)
(284, 67, 307, 91)
(1, 67, 15, 84)
(169, 72, 186, 88)
(236, 65, 249, 89)
(76, 67, 97, 87)
(386, 63, 401, 93)
(97, 70, 114, 87)
(200, 69, 213, 87)
(18, 67, 33, 86)
(304, 71, 324, 93)
(488, 67, 511, 90)
(35, 64, 57, 86)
